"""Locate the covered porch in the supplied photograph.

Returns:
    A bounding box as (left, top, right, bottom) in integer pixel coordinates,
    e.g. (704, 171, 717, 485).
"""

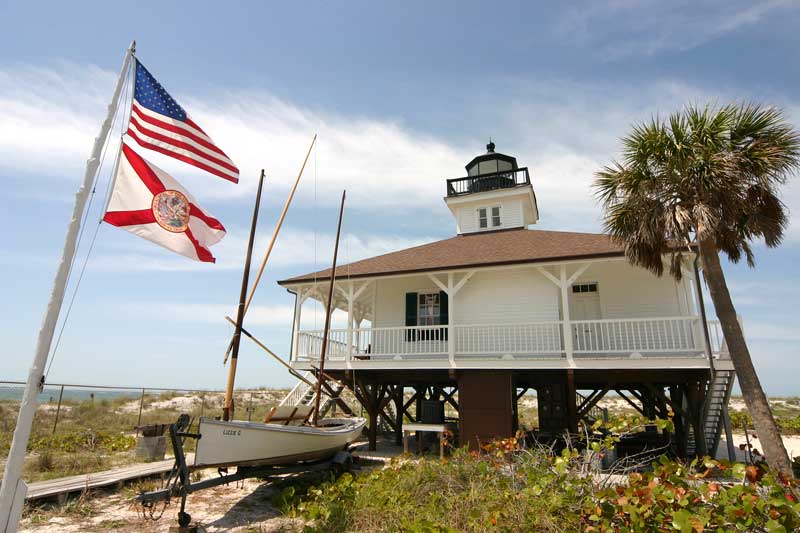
(285, 258, 729, 371)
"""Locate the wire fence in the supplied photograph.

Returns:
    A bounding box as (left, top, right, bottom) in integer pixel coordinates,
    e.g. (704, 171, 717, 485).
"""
(0, 380, 290, 453)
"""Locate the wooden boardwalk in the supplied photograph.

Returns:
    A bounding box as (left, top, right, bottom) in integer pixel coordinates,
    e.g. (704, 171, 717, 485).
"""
(26, 455, 192, 501)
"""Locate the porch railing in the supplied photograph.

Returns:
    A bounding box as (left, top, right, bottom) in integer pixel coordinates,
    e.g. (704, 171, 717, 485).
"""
(294, 316, 715, 363)
(571, 317, 701, 357)
(454, 322, 563, 358)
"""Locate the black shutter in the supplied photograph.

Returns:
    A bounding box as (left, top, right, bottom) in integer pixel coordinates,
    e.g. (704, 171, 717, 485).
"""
(405, 292, 417, 341)
(439, 290, 448, 341)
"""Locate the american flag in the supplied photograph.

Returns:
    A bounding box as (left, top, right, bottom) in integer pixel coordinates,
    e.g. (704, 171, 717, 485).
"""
(126, 59, 239, 183)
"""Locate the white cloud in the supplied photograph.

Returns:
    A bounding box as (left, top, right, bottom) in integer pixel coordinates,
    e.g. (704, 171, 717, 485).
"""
(2, 61, 800, 248)
(122, 301, 294, 327)
(0, 62, 117, 175)
(87, 227, 435, 273)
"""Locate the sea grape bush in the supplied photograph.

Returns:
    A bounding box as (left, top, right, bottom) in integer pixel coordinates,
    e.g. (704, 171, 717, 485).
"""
(284, 418, 800, 532)
(585, 456, 800, 532)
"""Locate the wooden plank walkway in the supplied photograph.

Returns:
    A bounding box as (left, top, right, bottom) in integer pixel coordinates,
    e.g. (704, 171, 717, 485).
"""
(25, 455, 192, 500)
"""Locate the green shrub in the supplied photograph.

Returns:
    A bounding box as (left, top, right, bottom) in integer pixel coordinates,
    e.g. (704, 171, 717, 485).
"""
(28, 430, 135, 454)
(282, 446, 590, 532)
(283, 434, 800, 533)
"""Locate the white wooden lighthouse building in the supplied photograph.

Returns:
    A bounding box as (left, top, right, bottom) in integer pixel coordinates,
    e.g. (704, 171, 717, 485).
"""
(278, 143, 736, 456)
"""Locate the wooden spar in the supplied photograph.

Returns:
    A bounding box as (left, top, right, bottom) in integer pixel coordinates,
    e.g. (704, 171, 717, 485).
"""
(223, 314, 344, 390)
(312, 190, 346, 426)
(222, 170, 265, 422)
(223, 315, 313, 387)
(223, 134, 317, 364)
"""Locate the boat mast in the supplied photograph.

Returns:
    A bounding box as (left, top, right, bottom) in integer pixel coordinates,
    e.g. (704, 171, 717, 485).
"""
(312, 190, 346, 426)
(223, 171, 266, 422)
(0, 41, 136, 532)
(223, 134, 317, 364)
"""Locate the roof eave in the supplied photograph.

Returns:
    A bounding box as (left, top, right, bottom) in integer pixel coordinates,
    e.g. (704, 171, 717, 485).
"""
(277, 250, 628, 286)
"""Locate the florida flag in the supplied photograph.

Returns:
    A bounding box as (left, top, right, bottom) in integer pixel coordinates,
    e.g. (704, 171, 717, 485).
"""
(103, 143, 226, 263)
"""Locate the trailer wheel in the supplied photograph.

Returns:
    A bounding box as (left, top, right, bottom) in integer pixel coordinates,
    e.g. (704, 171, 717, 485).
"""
(178, 511, 192, 527)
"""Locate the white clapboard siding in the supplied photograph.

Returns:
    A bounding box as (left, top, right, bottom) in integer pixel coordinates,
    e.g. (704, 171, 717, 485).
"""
(457, 197, 524, 234)
(572, 261, 683, 319)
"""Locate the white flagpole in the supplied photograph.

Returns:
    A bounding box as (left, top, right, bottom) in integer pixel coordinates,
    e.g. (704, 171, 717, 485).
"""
(0, 40, 136, 533)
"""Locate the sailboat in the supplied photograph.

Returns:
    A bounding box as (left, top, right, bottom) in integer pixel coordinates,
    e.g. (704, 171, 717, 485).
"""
(194, 415, 365, 468)
(191, 157, 365, 469)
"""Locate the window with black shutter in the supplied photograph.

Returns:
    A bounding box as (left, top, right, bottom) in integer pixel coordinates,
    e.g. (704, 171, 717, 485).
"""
(405, 291, 448, 341)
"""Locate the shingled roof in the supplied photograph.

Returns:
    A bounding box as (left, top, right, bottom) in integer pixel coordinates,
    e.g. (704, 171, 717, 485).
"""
(278, 227, 626, 285)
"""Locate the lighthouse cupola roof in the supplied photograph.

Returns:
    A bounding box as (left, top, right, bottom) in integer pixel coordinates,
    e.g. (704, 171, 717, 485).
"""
(465, 140, 519, 176)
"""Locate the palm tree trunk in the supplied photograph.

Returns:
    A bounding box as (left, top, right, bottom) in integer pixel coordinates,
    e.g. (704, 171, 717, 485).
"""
(698, 237, 794, 478)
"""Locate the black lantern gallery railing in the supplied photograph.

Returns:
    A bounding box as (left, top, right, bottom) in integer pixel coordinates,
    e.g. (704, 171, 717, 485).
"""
(446, 167, 530, 197)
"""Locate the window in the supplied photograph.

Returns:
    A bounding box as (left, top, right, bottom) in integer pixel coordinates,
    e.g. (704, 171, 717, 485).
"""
(417, 293, 441, 326)
(571, 283, 598, 293)
(477, 206, 501, 229)
(491, 206, 501, 227)
(478, 208, 488, 229)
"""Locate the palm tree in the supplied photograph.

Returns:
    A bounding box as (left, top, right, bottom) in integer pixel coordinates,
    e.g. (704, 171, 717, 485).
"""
(594, 103, 800, 478)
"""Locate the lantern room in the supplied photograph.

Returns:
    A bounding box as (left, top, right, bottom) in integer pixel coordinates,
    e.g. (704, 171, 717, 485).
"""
(444, 142, 539, 234)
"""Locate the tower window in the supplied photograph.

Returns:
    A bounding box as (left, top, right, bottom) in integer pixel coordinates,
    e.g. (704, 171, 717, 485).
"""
(477, 206, 501, 229)
(491, 206, 501, 227)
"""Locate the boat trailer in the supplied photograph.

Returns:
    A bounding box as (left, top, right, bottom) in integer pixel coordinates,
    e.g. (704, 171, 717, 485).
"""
(136, 414, 353, 527)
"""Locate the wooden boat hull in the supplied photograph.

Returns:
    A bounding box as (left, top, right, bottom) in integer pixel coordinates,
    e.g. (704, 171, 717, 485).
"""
(193, 417, 366, 468)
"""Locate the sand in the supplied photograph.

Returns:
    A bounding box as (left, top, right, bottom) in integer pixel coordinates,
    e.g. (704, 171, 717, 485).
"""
(20, 471, 305, 532)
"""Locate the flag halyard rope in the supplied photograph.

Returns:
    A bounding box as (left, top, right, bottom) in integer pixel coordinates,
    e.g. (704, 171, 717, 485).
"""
(45, 58, 133, 379)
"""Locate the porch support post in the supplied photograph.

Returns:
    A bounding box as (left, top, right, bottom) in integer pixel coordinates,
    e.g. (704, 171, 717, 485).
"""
(346, 283, 354, 362)
(559, 265, 575, 366)
(343, 281, 370, 364)
(394, 385, 404, 445)
(429, 271, 473, 367)
(447, 273, 455, 366)
(566, 369, 578, 434)
(291, 287, 306, 362)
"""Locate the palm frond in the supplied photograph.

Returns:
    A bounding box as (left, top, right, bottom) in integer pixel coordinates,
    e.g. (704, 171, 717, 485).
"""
(592, 102, 800, 276)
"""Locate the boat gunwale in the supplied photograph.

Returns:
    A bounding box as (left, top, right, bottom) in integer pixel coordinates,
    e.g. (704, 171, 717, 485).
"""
(198, 416, 367, 436)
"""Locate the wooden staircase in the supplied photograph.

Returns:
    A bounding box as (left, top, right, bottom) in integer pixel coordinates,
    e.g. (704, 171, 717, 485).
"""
(701, 369, 736, 457)
(279, 371, 349, 420)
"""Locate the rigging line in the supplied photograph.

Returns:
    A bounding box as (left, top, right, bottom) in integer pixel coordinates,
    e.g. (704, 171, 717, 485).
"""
(45, 65, 132, 379)
(100, 54, 136, 216)
(313, 136, 318, 331)
(59, 62, 130, 302)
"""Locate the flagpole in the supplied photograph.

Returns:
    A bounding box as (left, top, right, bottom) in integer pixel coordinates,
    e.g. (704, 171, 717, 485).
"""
(0, 41, 136, 533)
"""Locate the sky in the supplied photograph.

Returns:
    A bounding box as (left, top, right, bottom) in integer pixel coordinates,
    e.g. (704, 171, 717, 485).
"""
(2, 1, 800, 393)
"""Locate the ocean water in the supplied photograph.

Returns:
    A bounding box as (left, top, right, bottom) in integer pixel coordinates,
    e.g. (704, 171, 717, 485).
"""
(0, 385, 145, 404)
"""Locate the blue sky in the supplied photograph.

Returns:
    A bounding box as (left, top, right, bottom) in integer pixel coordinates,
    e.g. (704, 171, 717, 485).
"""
(2, 1, 800, 393)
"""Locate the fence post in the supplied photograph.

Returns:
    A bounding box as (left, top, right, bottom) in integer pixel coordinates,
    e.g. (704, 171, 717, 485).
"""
(51, 385, 65, 435)
(199, 391, 206, 419)
(137, 388, 146, 427)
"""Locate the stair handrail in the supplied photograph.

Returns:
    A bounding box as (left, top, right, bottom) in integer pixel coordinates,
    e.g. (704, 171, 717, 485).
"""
(279, 371, 315, 407)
